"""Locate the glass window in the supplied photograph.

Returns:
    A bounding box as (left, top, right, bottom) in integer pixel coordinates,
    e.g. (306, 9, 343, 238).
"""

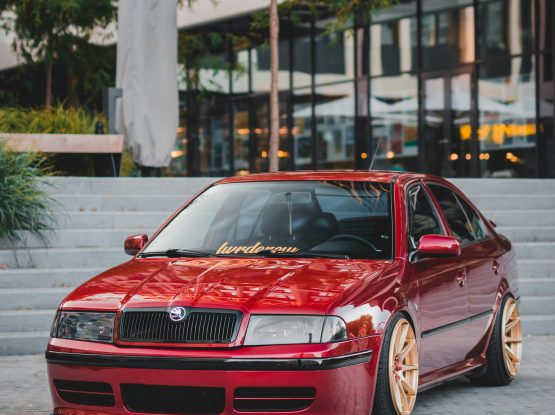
(252, 39, 290, 92)
(371, 74, 418, 171)
(539, 52, 555, 177)
(370, 17, 417, 76)
(456, 196, 488, 241)
(407, 185, 443, 250)
(144, 181, 393, 260)
(538, 0, 552, 52)
(478, 0, 533, 59)
(421, 1, 475, 69)
(293, 88, 313, 170)
(233, 99, 250, 175)
(231, 44, 249, 94)
(197, 52, 230, 93)
(292, 24, 312, 88)
(314, 82, 355, 169)
(314, 22, 354, 85)
(372, 0, 416, 23)
(198, 96, 230, 176)
(252, 95, 291, 172)
(428, 185, 475, 244)
(478, 56, 536, 177)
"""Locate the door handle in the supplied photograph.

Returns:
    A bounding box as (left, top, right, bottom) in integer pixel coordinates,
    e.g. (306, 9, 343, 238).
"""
(456, 269, 466, 287)
(492, 260, 500, 275)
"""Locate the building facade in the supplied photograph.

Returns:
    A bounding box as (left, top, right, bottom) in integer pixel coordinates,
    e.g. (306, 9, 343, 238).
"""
(175, 0, 554, 178)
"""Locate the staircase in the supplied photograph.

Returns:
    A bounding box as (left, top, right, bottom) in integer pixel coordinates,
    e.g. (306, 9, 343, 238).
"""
(453, 179, 555, 337)
(0, 177, 553, 355)
(0, 177, 216, 355)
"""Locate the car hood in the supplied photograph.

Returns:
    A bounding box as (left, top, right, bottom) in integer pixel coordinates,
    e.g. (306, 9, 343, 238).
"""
(61, 257, 388, 314)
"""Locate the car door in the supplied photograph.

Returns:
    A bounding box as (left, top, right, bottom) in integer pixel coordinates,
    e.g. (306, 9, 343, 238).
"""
(406, 183, 468, 375)
(426, 184, 499, 359)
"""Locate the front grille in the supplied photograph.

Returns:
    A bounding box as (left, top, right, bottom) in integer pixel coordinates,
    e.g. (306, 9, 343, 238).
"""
(121, 384, 225, 414)
(234, 387, 316, 412)
(119, 308, 241, 343)
(54, 379, 115, 407)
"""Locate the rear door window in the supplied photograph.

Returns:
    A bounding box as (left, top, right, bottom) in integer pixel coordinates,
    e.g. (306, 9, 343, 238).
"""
(428, 184, 476, 245)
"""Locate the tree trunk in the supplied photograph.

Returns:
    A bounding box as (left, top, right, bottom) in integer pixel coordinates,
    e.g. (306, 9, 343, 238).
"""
(67, 71, 81, 108)
(268, 0, 280, 172)
(45, 60, 53, 109)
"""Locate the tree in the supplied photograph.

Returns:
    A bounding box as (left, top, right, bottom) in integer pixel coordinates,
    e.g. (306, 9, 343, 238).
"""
(268, 0, 280, 172)
(257, 0, 394, 172)
(0, 0, 116, 108)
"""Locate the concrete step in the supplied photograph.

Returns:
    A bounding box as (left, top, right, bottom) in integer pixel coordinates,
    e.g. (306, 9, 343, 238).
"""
(53, 194, 185, 213)
(0, 309, 55, 332)
(521, 315, 555, 336)
(0, 247, 128, 269)
(0, 331, 49, 355)
(470, 195, 555, 211)
(47, 177, 217, 196)
(519, 278, 555, 296)
(0, 229, 156, 250)
(514, 242, 555, 260)
(519, 295, 555, 316)
(482, 210, 555, 226)
(0, 268, 102, 289)
(517, 260, 555, 279)
(0, 287, 71, 311)
(451, 179, 555, 194)
(496, 227, 555, 242)
(56, 211, 168, 230)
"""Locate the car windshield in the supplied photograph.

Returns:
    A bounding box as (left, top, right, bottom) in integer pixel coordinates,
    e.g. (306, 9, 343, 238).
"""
(143, 180, 393, 260)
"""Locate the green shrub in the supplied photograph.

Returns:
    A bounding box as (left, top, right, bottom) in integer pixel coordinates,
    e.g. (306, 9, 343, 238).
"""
(0, 142, 56, 243)
(0, 105, 105, 134)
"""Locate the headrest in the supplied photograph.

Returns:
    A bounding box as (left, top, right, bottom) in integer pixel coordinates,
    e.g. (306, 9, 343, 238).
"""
(261, 203, 315, 238)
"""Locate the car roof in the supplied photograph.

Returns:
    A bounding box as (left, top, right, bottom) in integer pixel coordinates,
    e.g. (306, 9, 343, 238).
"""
(216, 170, 436, 185)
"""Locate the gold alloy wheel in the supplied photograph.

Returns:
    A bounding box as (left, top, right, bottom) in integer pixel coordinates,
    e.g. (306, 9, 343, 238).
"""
(388, 318, 419, 415)
(502, 297, 522, 377)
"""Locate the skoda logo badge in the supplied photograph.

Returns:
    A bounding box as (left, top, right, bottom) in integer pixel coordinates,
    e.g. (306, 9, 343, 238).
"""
(169, 307, 187, 322)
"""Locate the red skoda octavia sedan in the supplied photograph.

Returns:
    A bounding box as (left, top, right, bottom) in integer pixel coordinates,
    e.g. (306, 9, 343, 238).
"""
(46, 172, 521, 415)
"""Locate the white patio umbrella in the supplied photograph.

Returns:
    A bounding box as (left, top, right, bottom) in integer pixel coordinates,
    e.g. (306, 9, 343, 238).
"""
(388, 89, 510, 113)
(294, 96, 391, 118)
(116, 0, 179, 167)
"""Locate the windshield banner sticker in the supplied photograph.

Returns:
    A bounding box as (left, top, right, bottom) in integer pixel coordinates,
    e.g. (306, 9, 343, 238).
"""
(216, 242, 300, 255)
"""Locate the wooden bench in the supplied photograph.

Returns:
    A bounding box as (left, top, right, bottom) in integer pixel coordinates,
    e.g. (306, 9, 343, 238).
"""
(0, 133, 124, 176)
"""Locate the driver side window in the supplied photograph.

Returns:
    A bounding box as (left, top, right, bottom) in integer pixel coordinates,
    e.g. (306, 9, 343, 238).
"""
(407, 185, 444, 250)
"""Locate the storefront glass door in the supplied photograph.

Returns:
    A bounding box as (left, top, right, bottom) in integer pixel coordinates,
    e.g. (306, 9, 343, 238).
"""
(423, 68, 474, 177)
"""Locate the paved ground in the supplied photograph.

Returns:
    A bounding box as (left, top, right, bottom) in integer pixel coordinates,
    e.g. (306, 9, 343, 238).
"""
(1, 336, 554, 414)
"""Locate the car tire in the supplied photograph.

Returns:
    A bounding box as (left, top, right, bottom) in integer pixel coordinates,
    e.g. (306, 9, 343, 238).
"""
(372, 314, 419, 415)
(470, 295, 522, 386)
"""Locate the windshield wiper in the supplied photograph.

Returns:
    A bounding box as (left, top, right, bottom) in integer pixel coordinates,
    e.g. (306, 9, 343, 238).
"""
(253, 250, 350, 259)
(139, 249, 212, 258)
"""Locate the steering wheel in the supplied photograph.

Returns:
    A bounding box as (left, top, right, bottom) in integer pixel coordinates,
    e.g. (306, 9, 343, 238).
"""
(327, 234, 382, 253)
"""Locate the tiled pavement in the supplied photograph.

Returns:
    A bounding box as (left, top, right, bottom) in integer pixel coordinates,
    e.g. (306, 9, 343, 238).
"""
(1, 336, 553, 414)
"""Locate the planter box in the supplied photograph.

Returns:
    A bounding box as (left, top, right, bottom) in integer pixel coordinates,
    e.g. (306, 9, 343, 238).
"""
(0, 133, 124, 176)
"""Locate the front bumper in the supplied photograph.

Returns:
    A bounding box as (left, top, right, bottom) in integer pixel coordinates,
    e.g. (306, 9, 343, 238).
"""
(46, 338, 380, 415)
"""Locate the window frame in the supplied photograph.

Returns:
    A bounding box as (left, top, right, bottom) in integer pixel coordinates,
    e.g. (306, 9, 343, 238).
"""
(405, 180, 447, 257)
(424, 181, 492, 248)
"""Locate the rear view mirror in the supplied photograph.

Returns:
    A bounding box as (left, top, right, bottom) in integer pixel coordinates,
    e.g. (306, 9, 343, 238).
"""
(124, 234, 148, 256)
(418, 234, 461, 258)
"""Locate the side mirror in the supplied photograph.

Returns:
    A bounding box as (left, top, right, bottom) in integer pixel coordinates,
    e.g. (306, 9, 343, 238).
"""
(124, 234, 148, 256)
(418, 234, 461, 258)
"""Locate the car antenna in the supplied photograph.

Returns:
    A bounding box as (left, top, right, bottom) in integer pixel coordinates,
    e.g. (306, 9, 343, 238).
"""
(368, 136, 383, 170)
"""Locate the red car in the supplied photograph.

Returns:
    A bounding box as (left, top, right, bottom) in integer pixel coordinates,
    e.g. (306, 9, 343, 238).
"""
(46, 171, 522, 415)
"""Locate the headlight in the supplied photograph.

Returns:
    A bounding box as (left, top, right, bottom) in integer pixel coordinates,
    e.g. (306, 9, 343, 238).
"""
(51, 311, 115, 343)
(244, 315, 348, 345)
